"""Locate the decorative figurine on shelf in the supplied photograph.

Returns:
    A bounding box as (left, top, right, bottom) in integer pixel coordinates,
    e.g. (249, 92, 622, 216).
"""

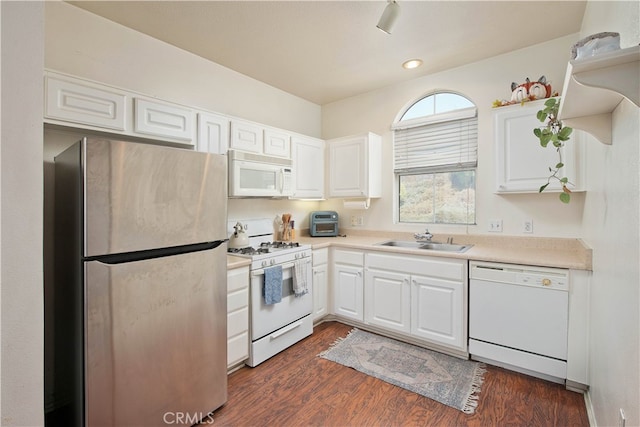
(510, 76, 553, 102)
(492, 75, 557, 108)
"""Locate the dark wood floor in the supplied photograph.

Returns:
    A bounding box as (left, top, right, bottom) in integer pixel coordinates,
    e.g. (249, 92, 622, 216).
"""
(210, 321, 589, 427)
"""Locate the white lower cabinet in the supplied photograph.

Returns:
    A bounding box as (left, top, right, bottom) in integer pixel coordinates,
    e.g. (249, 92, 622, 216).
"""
(332, 249, 364, 322)
(410, 274, 464, 350)
(365, 268, 411, 334)
(227, 265, 249, 369)
(363, 252, 467, 353)
(312, 248, 329, 321)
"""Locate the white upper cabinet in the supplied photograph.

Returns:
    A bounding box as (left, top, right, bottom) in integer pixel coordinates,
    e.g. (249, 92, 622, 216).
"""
(264, 128, 291, 158)
(197, 112, 230, 154)
(494, 99, 584, 193)
(290, 135, 324, 199)
(133, 98, 195, 143)
(230, 120, 291, 158)
(327, 132, 382, 198)
(45, 74, 127, 131)
(230, 119, 263, 154)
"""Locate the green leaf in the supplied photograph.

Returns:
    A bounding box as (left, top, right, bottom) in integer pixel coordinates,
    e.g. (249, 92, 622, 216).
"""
(544, 98, 557, 107)
(556, 162, 564, 168)
(560, 177, 568, 183)
(539, 183, 549, 193)
(537, 110, 547, 122)
(540, 133, 551, 147)
(559, 192, 570, 203)
(558, 126, 573, 139)
(533, 128, 542, 137)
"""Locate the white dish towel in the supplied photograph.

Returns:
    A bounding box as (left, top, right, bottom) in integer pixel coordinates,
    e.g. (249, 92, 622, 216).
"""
(293, 259, 309, 297)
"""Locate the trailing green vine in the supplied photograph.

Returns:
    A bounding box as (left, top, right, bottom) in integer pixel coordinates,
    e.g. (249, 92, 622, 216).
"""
(533, 97, 573, 203)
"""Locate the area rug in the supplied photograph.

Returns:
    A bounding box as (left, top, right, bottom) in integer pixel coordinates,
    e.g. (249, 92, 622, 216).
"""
(318, 328, 486, 414)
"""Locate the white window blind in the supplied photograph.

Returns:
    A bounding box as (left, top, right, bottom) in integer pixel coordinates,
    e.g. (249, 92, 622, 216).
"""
(393, 108, 478, 173)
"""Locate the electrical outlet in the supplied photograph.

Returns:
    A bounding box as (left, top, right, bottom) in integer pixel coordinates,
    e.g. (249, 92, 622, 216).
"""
(619, 408, 626, 427)
(523, 219, 533, 233)
(350, 215, 364, 226)
(489, 220, 503, 232)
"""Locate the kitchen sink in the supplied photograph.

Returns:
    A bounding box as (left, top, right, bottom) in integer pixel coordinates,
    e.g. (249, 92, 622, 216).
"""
(376, 240, 473, 253)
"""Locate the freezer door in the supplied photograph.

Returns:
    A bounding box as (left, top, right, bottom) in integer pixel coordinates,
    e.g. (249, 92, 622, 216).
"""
(84, 248, 227, 426)
(83, 138, 227, 257)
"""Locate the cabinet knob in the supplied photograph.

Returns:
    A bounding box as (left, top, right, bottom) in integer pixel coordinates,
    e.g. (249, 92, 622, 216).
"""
(542, 278, 551, 286)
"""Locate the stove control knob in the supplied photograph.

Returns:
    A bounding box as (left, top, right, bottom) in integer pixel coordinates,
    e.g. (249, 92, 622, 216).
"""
(261, 260, 267, 268)
(270, 259, 275, 266)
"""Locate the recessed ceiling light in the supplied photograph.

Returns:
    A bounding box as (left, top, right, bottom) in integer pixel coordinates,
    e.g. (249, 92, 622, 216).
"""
(402, 59, 423, 70)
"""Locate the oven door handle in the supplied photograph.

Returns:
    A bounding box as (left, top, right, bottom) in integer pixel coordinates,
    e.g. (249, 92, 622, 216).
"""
(270, 319, 303, 340)
(251, 259, 310, 276)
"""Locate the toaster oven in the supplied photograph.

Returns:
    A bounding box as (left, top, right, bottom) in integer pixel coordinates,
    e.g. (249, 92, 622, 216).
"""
(309, 211, 339, 237)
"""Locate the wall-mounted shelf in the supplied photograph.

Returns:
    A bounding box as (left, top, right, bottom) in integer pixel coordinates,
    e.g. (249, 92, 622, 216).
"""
(558, 45, 640, 145)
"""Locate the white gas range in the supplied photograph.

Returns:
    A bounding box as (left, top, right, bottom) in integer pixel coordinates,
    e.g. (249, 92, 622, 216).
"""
(227, 219, 313, 367)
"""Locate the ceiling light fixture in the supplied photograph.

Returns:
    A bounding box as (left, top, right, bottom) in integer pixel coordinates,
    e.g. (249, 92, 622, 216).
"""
(402, 59, 423, 69)
(376, 0, 400, 34)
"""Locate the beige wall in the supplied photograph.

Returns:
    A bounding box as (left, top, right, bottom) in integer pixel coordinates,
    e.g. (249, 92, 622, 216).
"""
(579, 2, 640, 426)
(0, 1, 45, 425)
(321, 34, 586, 237)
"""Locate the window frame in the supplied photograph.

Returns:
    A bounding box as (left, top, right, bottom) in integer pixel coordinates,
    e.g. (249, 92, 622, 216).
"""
(393, 91, 477, 226)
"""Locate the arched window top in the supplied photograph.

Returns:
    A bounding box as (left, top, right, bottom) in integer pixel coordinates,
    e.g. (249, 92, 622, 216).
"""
(397, 91, 475, 124)
(400, 92, 474, 121)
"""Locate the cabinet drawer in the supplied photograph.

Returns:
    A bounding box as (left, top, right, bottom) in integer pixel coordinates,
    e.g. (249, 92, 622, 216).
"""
(227, 266, 249, 292)
(227, 331, 249, 366)
(228, 307, 249, 338)
(313, 248, 328, 266)
(228, 288, 248, 313)
(332, 249, 364, 266)
(367, 252, 465, 281)
(45, 76, 127, 131)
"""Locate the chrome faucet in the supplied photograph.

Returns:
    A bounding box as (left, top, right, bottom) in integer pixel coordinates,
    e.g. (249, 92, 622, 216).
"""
(414, 228, 433, 242)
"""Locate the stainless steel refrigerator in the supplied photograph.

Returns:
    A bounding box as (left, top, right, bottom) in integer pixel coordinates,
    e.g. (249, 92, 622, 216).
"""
(54, 138, 228, 426)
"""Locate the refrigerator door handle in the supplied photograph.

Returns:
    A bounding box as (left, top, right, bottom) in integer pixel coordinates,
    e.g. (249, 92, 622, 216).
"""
(85, 239, 229, 264)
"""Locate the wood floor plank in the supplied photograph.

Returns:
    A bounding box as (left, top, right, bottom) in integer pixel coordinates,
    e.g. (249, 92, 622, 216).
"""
(210, 321, 589, 427)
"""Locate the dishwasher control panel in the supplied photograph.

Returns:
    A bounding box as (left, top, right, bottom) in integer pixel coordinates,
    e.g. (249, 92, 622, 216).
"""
(470, 261, 569, 291)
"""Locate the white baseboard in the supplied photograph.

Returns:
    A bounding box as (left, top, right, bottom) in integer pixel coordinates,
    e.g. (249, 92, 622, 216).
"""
(584, 389, 597, 426)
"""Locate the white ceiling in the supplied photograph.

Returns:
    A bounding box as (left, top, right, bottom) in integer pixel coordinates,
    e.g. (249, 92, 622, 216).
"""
(67, 1, 587, 105)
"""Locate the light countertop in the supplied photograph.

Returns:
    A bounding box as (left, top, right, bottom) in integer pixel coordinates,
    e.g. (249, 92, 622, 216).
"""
(227, 230, 592, 271)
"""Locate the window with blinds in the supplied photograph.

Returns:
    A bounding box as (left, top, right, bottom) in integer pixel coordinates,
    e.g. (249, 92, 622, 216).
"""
(393, 92, 477, 224)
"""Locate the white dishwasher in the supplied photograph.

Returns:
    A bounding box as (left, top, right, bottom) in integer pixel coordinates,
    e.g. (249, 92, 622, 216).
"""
(469, 261, 569, 383)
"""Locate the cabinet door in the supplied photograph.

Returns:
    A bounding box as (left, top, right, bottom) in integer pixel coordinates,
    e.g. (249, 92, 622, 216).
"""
(45, 75, 127, 131)
(312, 264, 328, 321)
(494, 100, 580, 193)
(291, 136, 324, 199)
(134, 98, 195, 143)
(333, 264, 364, 321)
(197, 112, 229, 154)
(411, 275, 465, 350)
(328, 136, 367, 197)
(264, 128, 291, 158)
(365, 269, 411, 334)
(230, 119, 263, 153)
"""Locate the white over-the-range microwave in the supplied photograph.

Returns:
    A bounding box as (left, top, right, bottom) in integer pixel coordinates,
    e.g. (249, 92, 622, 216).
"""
(228, 149, 293, 198)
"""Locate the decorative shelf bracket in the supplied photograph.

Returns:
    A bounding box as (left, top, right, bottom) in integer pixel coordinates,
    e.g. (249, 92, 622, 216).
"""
(559, 45, 640, 145)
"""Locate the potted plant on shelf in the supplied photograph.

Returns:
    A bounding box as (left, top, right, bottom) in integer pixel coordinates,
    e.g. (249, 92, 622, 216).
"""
(533, 97, 573, 203)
